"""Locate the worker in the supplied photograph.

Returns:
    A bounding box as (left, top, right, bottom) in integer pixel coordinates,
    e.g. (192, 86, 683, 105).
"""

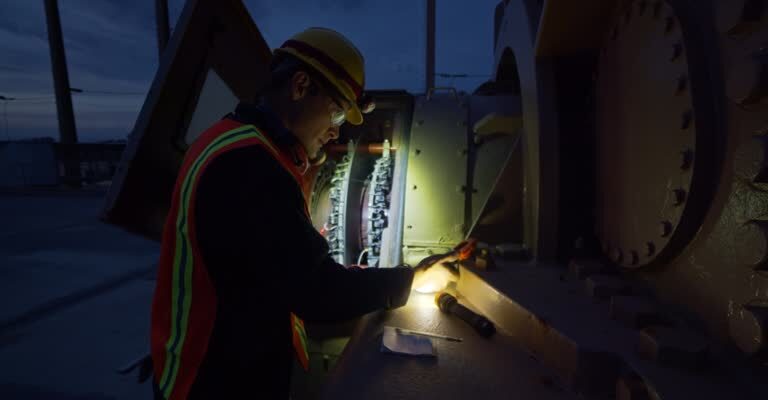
(149, 28, 419, 399)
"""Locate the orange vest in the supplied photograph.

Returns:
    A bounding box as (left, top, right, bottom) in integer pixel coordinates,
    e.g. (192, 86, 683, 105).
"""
(150, 119, 310, 400)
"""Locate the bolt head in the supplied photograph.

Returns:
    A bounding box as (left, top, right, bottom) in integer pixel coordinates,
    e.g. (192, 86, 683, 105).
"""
(660, 221, 673, 237)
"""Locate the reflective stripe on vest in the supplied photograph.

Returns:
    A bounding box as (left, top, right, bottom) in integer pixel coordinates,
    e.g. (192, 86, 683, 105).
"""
(155, 122, 310, 400)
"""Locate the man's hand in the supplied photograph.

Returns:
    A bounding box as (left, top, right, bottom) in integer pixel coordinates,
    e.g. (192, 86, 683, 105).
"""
(411, 258, 459, 294)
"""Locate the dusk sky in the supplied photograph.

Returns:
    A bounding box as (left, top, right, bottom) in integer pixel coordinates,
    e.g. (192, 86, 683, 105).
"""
(0, 0, 498, 142)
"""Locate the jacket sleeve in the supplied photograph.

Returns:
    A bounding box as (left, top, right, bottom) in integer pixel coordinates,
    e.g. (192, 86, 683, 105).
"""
(195, 145, 414, 323)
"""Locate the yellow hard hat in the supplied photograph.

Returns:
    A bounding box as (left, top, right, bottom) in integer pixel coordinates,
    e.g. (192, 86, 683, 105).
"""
(274, 27, 366, 125)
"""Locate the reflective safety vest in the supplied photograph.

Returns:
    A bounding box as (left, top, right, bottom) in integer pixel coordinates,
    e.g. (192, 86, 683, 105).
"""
(150, 118, 311, 400)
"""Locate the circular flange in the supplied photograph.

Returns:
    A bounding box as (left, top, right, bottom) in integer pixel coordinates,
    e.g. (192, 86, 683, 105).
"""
(594, 0, 721, 268)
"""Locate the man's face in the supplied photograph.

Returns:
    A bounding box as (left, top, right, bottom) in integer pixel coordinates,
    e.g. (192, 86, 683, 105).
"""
(289, 71, 349, 158)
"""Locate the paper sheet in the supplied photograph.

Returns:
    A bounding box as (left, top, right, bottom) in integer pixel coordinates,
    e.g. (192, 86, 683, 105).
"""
(380, 326, 435, 357)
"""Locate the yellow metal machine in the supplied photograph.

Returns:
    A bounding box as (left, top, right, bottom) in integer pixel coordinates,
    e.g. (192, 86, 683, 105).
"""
(103, 0, 768, 398)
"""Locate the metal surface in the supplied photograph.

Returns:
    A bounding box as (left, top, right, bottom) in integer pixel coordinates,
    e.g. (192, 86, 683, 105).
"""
(101, 0, 272, 240)
(321, 291, 580, 400)
(467, 95, 523, 241)
(402, 92, 469, 264)
(594, 0, 719, 268)
(155, 0, 170, 58)
(535, 0, 620, 57)
(494, 0, 561, 262)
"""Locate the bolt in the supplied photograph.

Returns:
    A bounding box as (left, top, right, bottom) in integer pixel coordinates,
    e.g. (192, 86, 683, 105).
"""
(664, 16, 676, 33)
(670, 42, 683, 61)
(646, 242, 656, 256)
(675, 75, 688, 95)
(660, 221, 673, 237)
(681, 110, 693, 130)
(672, 188, 687, 206)
(716, 0, 765, 35)
(680, 149, 694, 170)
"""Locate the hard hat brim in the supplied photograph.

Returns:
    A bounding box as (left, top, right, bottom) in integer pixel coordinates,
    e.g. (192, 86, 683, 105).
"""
(274, 47, 364, 125)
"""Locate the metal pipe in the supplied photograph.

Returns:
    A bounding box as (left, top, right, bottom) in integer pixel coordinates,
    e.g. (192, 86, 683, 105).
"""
(44, 0, 79, 185)
(426, 0, 436, 92)
(155, 0, 170, 58)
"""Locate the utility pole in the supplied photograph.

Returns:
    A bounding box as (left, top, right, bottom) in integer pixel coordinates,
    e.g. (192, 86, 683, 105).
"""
(156, 0, 170, 59)
(44, 0, 80, 186)
(426, 0, 436, 93)
(0, 96, 13, 141)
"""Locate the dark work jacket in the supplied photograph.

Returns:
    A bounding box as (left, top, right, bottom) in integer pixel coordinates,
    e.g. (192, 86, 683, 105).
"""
(177, 103, 414, 399)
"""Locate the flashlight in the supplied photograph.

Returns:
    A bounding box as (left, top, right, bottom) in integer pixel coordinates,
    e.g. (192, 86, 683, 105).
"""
(436, 292, 496, 338)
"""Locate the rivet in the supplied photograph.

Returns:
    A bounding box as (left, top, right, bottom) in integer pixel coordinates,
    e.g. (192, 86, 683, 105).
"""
(675, 75, 688, 94)
(681, 110, 693, 130)
(660, 221, 673, 237)
(646, 242, 656, 256)
(673, 188, 687, 206)
(680, 149, 694, 170)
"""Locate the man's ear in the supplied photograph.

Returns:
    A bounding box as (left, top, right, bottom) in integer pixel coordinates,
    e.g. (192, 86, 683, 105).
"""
(291, 71, 311, 101)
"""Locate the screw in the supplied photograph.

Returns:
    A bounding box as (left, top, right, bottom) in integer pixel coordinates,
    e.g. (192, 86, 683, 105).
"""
(670, 42, 683, 61)
(412, 185, 418, 190)
(675, 75, 688, 94)
(415, 149, 421, 155)
(680, 149, 694, 170)
(660, 221, 673, 237)
(681, 110, 693, 130)
(646, 242, 656, 256)
(673, 188, 687, 206)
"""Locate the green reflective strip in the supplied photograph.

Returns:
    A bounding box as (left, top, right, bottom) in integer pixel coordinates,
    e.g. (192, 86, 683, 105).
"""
(160, 125, 271, 396)
(294, 319, 309, 358)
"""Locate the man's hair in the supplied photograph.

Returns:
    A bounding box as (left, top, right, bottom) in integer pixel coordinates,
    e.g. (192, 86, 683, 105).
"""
(264, 53, 346, 104)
